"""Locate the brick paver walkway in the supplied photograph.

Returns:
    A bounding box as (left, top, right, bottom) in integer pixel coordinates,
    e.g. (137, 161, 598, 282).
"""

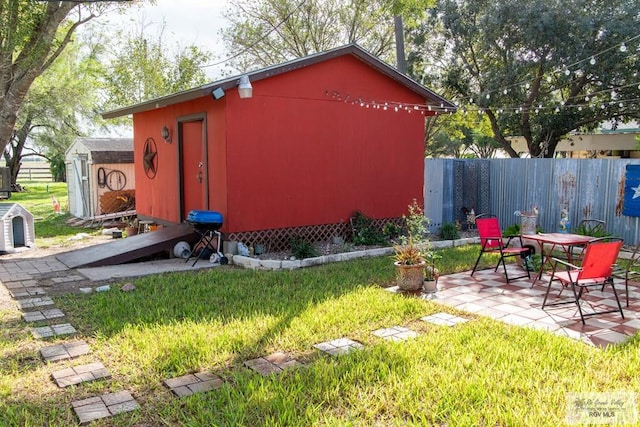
(434, 267, 639, 347)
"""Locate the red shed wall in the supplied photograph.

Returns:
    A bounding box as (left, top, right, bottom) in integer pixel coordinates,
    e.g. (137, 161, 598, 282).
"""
(224, 55, 426, 233)
(132, 98, 227, 225)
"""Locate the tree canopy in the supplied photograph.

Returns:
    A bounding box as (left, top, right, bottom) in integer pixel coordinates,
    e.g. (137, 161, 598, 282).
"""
(221, 0, 397, 70)
(4, 36, 104, 184)
(0, 0, 143, 158)
(102, 23, 212, 110)
(409, 0, 640, 157)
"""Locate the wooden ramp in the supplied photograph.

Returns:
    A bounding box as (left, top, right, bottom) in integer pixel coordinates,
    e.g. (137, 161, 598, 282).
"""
(57, 223, 197, 268)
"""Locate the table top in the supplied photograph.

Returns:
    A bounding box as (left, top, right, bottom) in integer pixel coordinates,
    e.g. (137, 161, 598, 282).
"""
(521, 233, 594, 245)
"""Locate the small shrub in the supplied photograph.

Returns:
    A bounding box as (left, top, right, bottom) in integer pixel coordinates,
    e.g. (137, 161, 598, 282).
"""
(351, 211, 385, 245)
(439, 222, 460, 240)
(382, 222, 402, 241)
(403, 199, 428, 241)
(575, 221, 610, 237)
(290, 235, 318, 259)
(503, 223, 520, 236)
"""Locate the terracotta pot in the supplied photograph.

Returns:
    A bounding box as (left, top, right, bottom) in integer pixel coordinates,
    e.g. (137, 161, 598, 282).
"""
(394, 261, 426, 291)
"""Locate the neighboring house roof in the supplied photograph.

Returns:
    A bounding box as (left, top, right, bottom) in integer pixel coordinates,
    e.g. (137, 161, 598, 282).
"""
(67, 138, 134, 164)
(102, 44, 456, 119)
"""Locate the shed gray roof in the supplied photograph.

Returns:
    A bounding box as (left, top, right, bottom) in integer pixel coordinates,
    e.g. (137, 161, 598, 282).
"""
(102, 44, 456, 119)
(79, 138, 133, 152)
(69, 138, 134, 164)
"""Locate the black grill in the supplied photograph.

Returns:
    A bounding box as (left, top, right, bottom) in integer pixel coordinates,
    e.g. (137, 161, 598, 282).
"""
(185, 210, 227, 266)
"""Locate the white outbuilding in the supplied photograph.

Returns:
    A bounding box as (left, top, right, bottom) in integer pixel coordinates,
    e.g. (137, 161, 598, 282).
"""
(0, 203, 35, 253)
(65, 138, 134, 218)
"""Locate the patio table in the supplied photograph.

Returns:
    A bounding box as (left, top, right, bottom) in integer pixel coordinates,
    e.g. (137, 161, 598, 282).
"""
(521, 233, 593, 285)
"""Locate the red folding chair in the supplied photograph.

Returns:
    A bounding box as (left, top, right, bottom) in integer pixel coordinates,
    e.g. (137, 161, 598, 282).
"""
(471, 215, 531, 283)
(542, 237, 624, 324)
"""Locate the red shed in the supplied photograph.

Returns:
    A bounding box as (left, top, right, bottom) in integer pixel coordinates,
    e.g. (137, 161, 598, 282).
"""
(103, 44, 455, 249)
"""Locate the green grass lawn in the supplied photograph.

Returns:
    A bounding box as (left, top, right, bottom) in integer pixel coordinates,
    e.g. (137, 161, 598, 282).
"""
(1, 253, 639, 426)
(1, 184, 639, 426)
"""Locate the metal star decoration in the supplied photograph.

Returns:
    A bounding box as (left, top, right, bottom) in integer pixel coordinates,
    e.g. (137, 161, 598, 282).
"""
(143, 137, 158, 179)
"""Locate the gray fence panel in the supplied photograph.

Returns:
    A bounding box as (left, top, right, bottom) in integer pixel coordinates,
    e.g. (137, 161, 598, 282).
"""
(425, 158, 640, 245)
(424, 159, 445, 234)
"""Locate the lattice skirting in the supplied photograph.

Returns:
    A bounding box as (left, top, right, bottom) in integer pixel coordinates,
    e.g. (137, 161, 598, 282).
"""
(227, 217, 403, 252)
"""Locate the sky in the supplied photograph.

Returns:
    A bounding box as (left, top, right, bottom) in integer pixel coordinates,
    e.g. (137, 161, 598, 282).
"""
(93, 0, 232, 79)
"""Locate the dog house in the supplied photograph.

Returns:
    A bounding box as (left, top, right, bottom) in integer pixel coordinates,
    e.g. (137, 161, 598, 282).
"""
(0, 203, 35, 253)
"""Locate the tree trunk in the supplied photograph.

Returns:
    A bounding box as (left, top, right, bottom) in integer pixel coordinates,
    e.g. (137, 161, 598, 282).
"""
(5, 116, 33, 185)
(394, 16, 406, 73)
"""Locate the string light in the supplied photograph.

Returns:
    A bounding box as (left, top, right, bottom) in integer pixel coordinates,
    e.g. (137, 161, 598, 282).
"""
(451, 32, 640, 109)
(319, 69, 640, 117)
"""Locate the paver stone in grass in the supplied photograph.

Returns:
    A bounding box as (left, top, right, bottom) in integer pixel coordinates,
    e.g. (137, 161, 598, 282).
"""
(163, 371, 224, 397)
(244, 351, 303, 376)
(16, 296, 54, 309)
(41, 340, 92, 362)
(163, 374, 200, 389)
(420, 312, 469, 327)
(31, 323, 76, 339)
(22, 308, 64, 322)
(372, 326, 419, 342)
(313, 337, 364, 357)
(9, 287, 47, 298)
(73, 400, 110, 425)
(72, 391, 139, 425)
(52, 362, 111, 388)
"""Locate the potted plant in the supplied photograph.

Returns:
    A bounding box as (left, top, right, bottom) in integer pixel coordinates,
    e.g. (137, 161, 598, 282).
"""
(393, 237, 426, 291)
(124, 217, 139, 237)
(423, 252, 441, 293)
(393, 200, 430, 291)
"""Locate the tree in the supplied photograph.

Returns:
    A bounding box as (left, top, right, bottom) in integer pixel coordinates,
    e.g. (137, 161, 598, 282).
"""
(102, 23, 212, 110)
(0, 1, 140, 158)
(414, 0, 640, 157)
(425, 110, 500, 158)
(4, 36, 104, 185)
(221, 0, 396, 70)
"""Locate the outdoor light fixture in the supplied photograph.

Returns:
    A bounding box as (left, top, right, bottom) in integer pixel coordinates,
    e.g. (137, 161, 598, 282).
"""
(238, 75, 253, 99)
(161, 125, 172, 143)
(211, 87, 225, 100)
